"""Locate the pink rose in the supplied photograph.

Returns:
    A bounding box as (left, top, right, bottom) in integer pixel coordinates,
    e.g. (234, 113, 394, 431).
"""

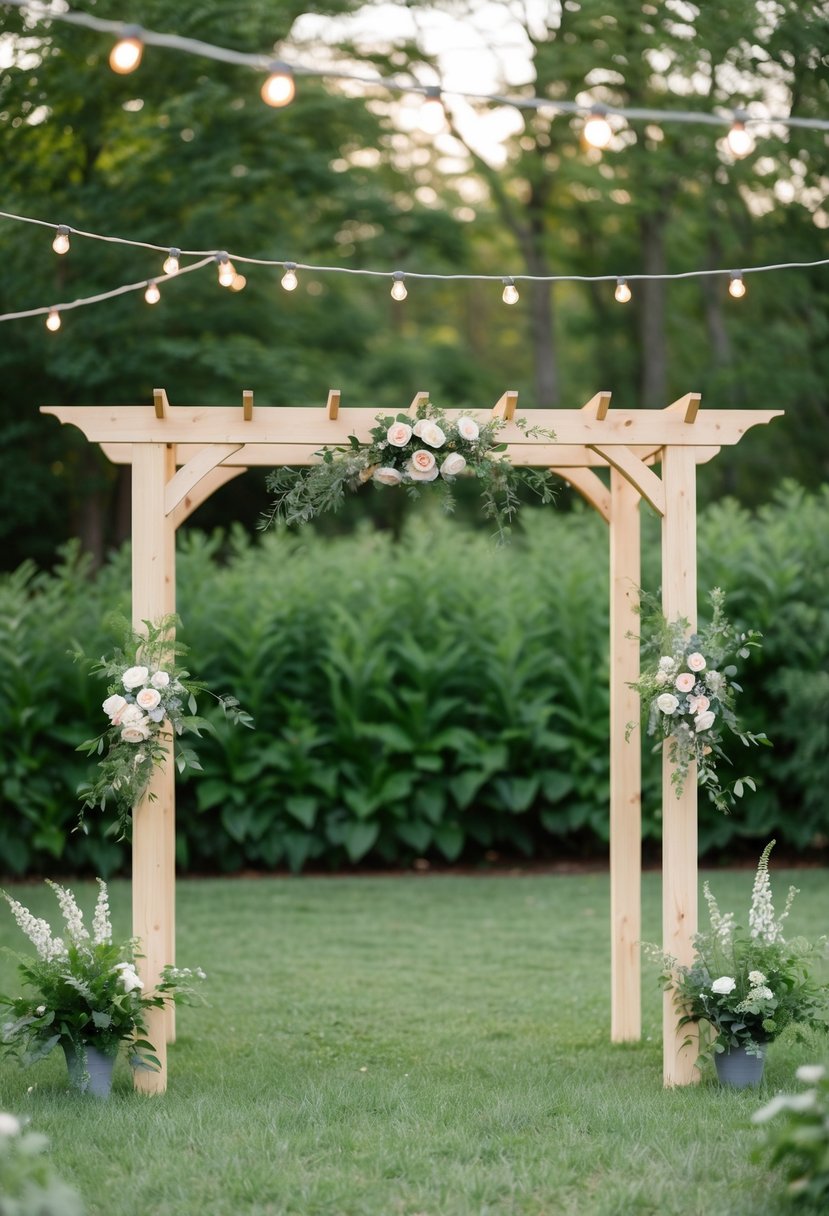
(456, 416, 479, 440)
(408, 449, 439, 481)
(412, 420, 446, 448)
(687, 652, 706, 672)
(675, 672, 695, 693)
(136, 687, 162, 711)
(386, 422, 412, 447)
(688, 694, 710, 715)
(373, 466, 403, 486)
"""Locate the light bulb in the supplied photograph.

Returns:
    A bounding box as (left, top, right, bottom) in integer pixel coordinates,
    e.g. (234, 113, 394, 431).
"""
(230, 273, 247, 292)
(501, 278, 519, 305)
(144, 281, 161, 305)
(46, 310, 61, 332)
(109, 28, 143, 75)
(52, 226, 70, 255)
(261, 63, 296, 108)
(614, 278, 632, 303)
(281, 264, 298, 291)
(390, 272, 407, 301)
(215, 253, 236, 287)
(162, 248, 180, 276)
(726, 119, 754, 159)
(728, 271, 746, 299)
(583, 108, 613, 150)
(419, 87, 445, 135)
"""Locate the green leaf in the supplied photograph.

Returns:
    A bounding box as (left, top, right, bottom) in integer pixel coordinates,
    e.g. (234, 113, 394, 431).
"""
(285, 795, 318, 829)
(343, 820, 380, 863)
(433, 822, 464, 861)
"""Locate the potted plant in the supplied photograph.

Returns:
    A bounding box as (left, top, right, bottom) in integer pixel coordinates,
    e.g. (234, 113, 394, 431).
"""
(649, 842, 828, 1087)
(0, 879, 204, 1097)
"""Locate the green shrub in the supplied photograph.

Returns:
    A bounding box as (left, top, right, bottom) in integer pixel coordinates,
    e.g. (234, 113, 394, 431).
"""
(1, 483, 828, 876)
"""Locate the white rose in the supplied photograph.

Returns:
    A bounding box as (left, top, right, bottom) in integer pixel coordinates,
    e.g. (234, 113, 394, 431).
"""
(412, 420, 446, 448)
(408, 450, 439, 481)
(656, 693, 679, 715)
(115, 964, 144, 993)
(373, 466, 403, 486)
(687, 652, 706, 672)
(122, 665, 149, 690)
(694, 710, 716, 733)
(0, 1112, 21, 1137)
(440, 452, 467, 478)
(151, 671, 170, 690)
(796, 1064, 826, 1084)
(711, 975, 736, 995)
(102, 693, 128, 723)
(456, 416, 479, 440)
(120, 704, 146, 727)
(386, 422, 412, 447)
(136, 687, 162, 711)
(675, 672, 695, 693)
(122, 724, 151, 744)
(688, 694, 710, 715)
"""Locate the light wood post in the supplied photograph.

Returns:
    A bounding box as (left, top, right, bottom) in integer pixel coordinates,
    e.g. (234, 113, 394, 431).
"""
(660, 444, 699, 1086)
(609, 468, 642, 1041)
(131, 443, 176, 1093)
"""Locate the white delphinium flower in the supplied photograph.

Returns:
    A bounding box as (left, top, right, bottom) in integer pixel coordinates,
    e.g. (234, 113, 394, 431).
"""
(0, 1112, 21, 1137)
(749, 840, 783, 943)
(45, 880, 89, 945)
(91, 878, 112, 946)
(703, 882, 735, 947)
(1, 893, 65, 961)
(796, 1064, 826, 1084)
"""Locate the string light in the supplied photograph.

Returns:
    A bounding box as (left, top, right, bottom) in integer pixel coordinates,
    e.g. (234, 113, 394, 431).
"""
(162, 247, 180, 275)
(109, 25, 143, 75)
(390, 272, 407, 301)
(260, 62, 296, 108)
(419, 86, 446, 135)
(1, 209, 826, 329)
(144, 281, 161, 304)
(230, 273, 247, 291)
(216, 253, 235, 287)
(8, 2, 828, 143)
(728, 270, 747, 298)
(45, 309, 61, 331)
(614, 278, 632, 303)
(583, 107, 614, 150)
(726, 116, 754, 159)
(52, 225, 71, 255)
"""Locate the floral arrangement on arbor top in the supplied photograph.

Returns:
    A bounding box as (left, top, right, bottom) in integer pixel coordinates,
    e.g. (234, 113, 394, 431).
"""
(628, 586, 771, 812)
(0, 879, 205, 1085)
(647, 842, 829, 1067)
(76, 614, 253, 838)
(261, 400, 556, 542)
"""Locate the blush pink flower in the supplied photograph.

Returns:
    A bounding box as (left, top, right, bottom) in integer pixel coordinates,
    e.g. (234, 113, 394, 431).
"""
(675, 672, 695, 693)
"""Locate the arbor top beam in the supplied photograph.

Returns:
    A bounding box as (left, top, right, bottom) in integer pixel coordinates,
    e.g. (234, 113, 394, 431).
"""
(42, 399, 782, 457)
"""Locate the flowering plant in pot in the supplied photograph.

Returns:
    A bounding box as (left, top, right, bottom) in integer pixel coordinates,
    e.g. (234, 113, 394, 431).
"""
(0, 880, 205, 1095)
(647, 842, 828, 1084)
(262, 400, 556, 542)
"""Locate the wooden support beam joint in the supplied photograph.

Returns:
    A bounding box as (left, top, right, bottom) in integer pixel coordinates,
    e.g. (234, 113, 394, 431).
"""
(409, 391, 430, 412)
(326, 390, 341, 420)
(242, 390, 254, 421)
(583, 391, 612, 419)
(153, 388, 170, 418)
(492, 390, 518, 421)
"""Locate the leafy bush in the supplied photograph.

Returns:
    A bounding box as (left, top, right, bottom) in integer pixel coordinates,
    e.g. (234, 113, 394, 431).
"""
(1, 484, 828, 876)
(752, 1063, 829, 1203)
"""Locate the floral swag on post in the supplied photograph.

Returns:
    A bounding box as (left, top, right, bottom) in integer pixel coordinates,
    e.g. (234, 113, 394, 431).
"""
(261, 400, 556, 542)
(628, 587, 771, 812)
(76, 615, 253, 838)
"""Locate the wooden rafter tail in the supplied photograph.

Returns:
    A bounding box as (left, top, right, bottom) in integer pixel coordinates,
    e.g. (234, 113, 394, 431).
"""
(326, 389, 341, 420)
(408, 391, 429, 412)
(492, 390, 518, 420)
(582, 390, 612, 419)
(664, 392, 702, 423)
(242, 390, 254, 421)
(153, 388, 170, 418)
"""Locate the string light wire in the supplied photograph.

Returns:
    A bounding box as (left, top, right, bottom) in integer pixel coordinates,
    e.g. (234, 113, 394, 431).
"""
(5, 0, 829, 134)
(0, 211, 827, 325)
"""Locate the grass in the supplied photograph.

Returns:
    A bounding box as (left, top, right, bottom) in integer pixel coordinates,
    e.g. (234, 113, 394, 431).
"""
(1, 867, 827, 1216)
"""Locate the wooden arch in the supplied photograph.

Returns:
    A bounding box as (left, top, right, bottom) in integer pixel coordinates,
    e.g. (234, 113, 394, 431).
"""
(41, 389, 782, 1093)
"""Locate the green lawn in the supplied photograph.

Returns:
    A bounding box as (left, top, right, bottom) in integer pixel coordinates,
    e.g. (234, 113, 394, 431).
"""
(1, 868, 827, 1216)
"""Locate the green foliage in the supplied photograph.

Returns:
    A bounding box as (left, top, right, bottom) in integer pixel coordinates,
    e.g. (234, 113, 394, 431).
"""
(0, 1114, 84, 1216)
(753, 1062, 829, 1204)
(1, 486, 829, 876)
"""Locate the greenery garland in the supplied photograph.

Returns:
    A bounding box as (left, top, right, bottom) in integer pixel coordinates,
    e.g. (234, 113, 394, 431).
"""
(261, 401, 556, 542)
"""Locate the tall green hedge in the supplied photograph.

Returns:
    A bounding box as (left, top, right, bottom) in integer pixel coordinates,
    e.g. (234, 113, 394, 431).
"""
(1, 483, 827, 876)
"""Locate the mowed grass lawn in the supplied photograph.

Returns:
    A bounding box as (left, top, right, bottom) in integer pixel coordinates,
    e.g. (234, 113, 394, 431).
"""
(1, 867, 827, 1216)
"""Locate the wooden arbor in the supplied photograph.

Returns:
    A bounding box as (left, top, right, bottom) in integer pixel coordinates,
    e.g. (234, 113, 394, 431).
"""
(41, 390, 781, 1093)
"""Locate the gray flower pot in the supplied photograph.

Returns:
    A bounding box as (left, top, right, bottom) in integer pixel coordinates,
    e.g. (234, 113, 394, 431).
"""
(714, 1044, 766, 1088)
